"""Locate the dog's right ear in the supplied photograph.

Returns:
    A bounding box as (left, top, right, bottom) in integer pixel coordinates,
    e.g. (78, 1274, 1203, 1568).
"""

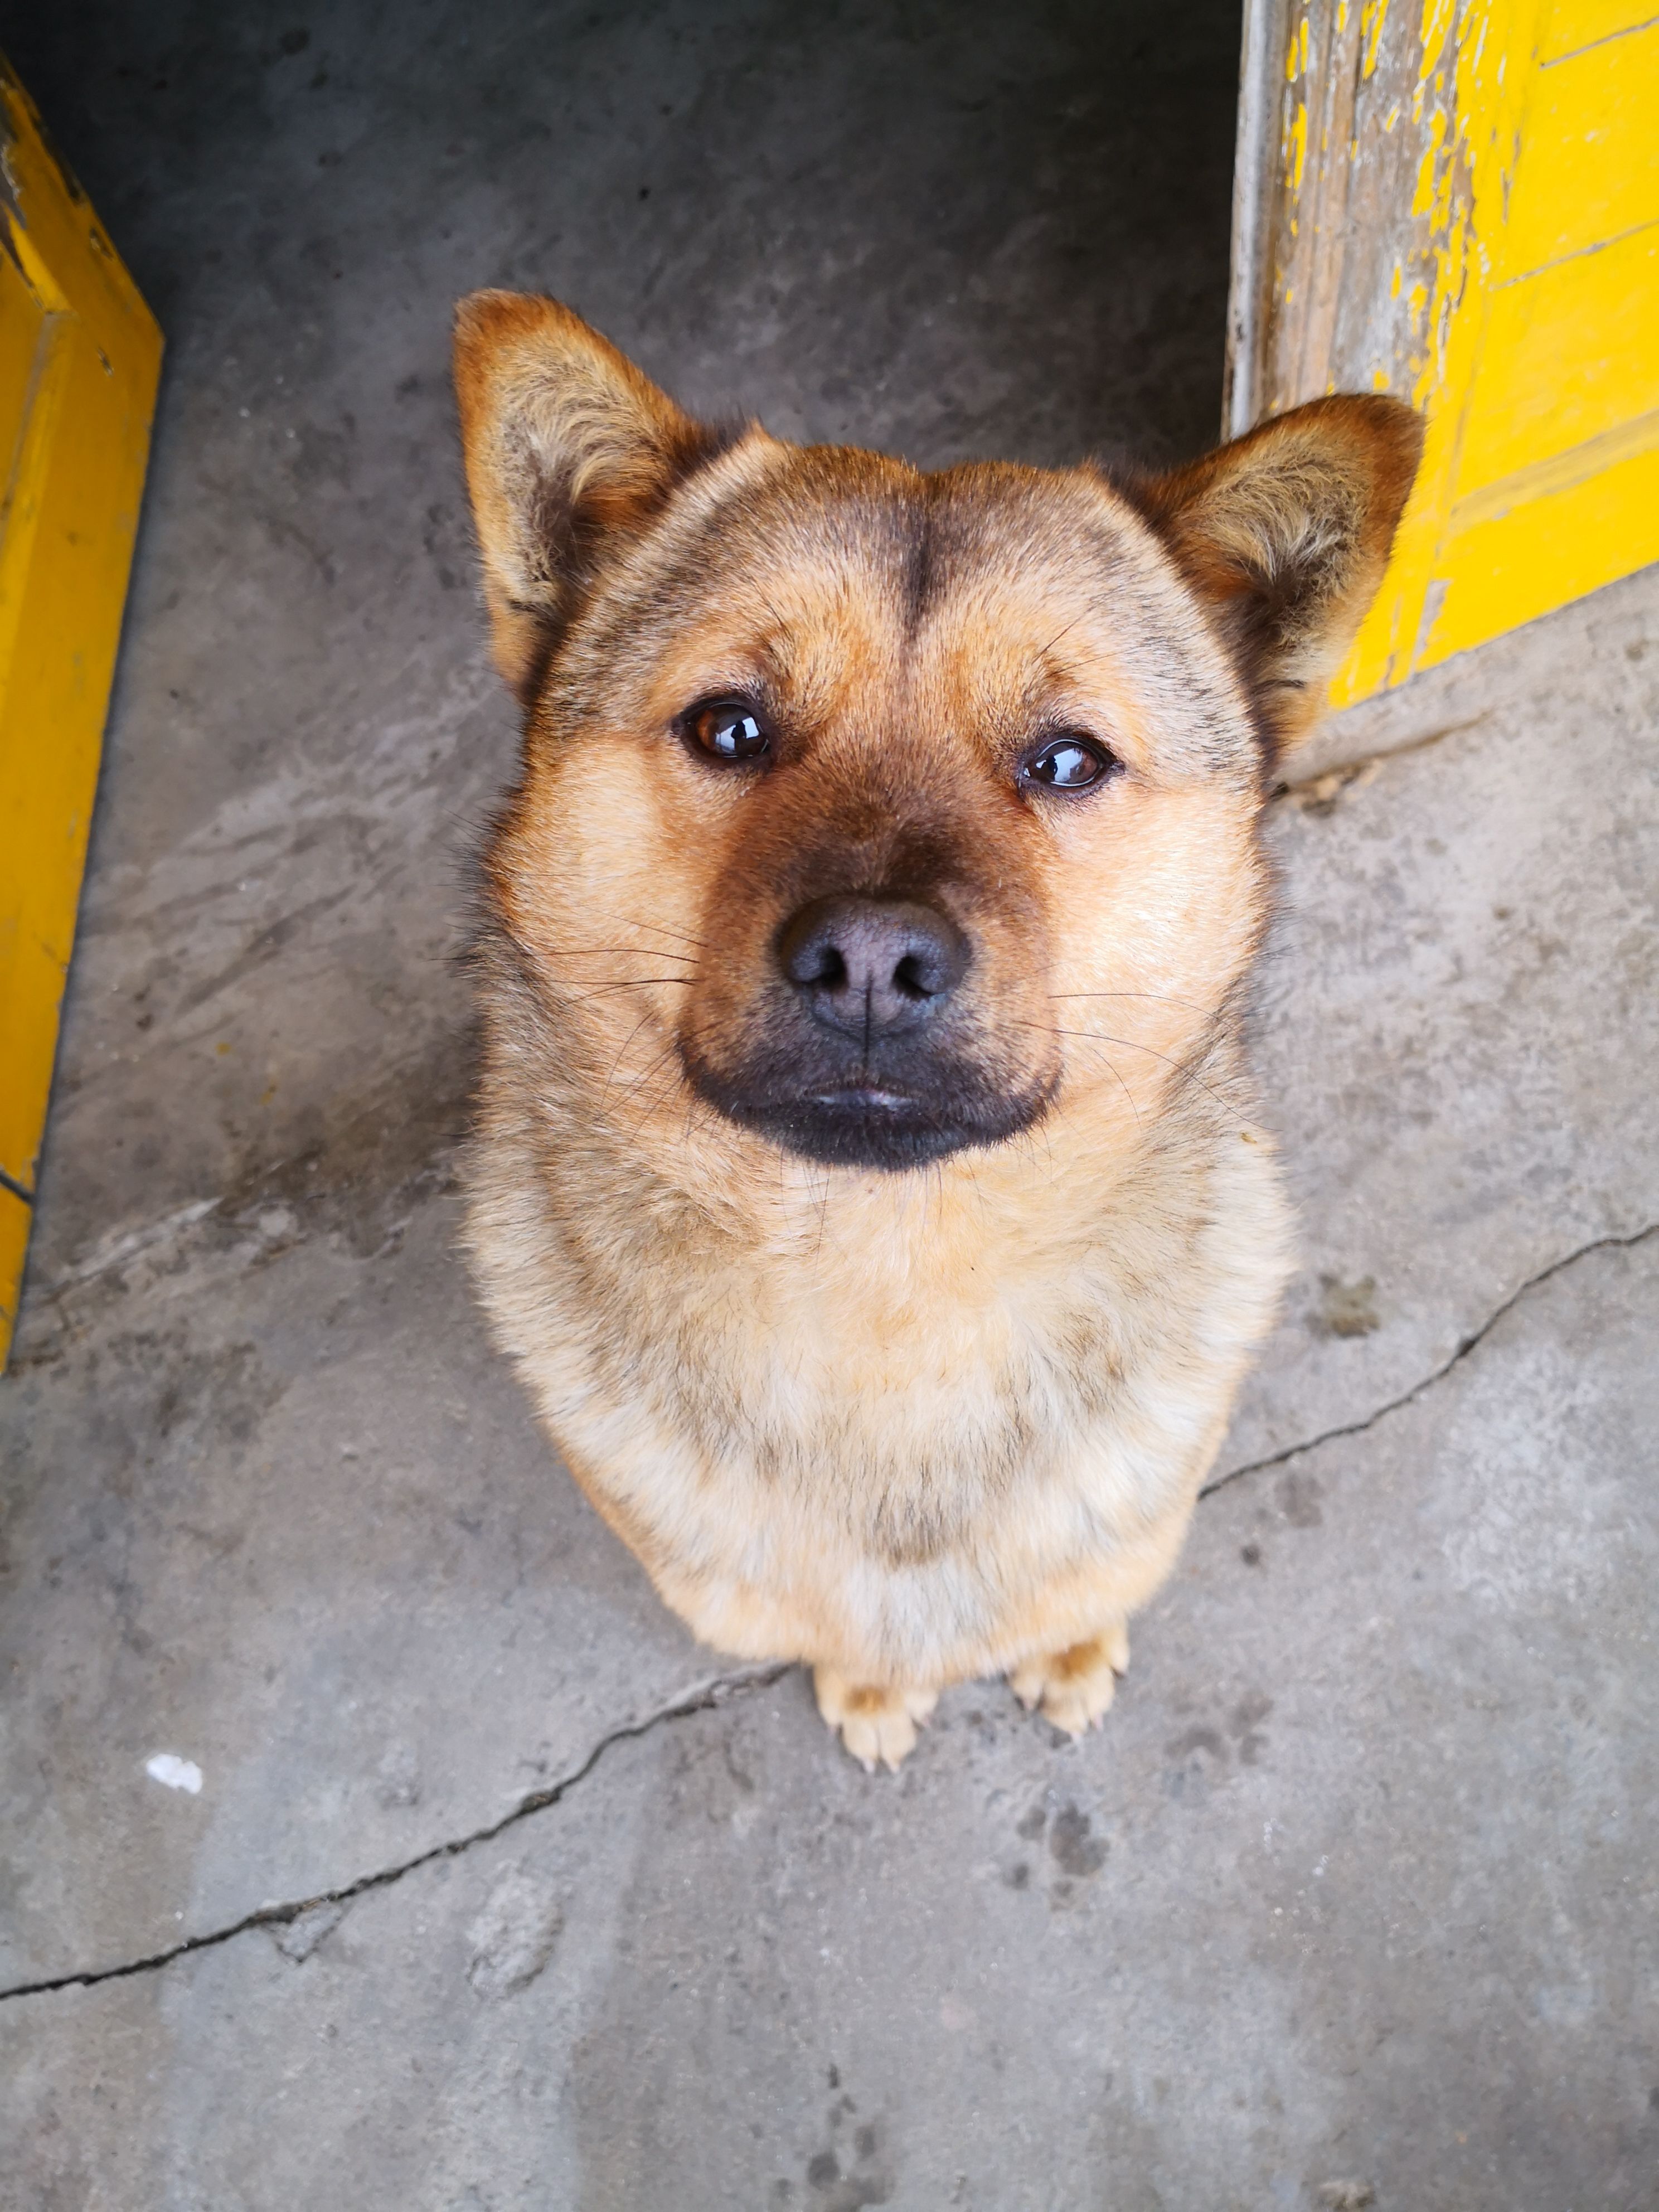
(452, 290, 738, 703)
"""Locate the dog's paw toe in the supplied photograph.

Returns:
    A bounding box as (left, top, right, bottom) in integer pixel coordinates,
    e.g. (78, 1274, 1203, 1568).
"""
(1008, 1629, 1129, 1738)
(813, 1670, 938, 1772)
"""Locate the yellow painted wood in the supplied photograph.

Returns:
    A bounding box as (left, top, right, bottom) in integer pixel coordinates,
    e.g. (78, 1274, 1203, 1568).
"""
(1430, 429, 1659, 657)
(0, 1188, 28, 1345)
(1454, 225, 1659, 494)
(0, 60, 162, 1367)
(0, 251, 42, 458)
(1330, 0, 1549, 706)
(1321, 0, 1659, 705)
(1539, 0, 1658, 66)
(1501, 21, 1659, 276)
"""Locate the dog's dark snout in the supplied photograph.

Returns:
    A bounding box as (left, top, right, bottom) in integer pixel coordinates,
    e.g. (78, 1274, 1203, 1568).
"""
(778, 896, 969, 1037)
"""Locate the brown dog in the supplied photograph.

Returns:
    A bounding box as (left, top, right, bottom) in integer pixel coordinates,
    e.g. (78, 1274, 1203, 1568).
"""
(452, 291, 1420, 1769)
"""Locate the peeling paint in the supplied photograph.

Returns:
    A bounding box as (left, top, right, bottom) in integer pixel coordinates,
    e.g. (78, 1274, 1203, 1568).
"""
(1362, 0, 1391, 77)
(1419, 0, 1456, 81)
(1228, 0, 1659, 698)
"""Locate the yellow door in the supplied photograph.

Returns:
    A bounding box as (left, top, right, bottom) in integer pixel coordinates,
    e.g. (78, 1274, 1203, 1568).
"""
(1226, 0, 1659, 704)
(0, 60, 161, 1367)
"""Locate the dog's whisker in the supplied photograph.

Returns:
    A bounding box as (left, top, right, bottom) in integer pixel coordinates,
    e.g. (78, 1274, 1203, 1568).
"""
(610, 914, 711, 952)
(1035, 611, 1086, 661)
(607, 1027, 686, 1114)
(598, 1006, 666, 1098)
(610, 1036, 680, 1102)
(1046, 988, 1215, 1016)
(1042, 1032, 1143, 1128)
(1020, 1020, 1251, 1123)
(545, 947, 700, 964)
(554, 976, 700, 1002)
(618, 1048, 690, 1139)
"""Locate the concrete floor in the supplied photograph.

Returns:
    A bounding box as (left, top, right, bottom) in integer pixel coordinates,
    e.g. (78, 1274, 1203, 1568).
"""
(2, 4, 1657, 2206)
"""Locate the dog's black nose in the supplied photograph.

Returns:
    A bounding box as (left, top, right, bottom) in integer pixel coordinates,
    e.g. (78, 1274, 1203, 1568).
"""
(778, 896, 969, 1037)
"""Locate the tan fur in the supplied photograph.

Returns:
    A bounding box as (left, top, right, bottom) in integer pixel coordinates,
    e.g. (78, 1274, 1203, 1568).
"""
(452, 292, 1421, 1770)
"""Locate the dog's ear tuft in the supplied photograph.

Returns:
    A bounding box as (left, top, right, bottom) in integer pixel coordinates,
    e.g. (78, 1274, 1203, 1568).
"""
(1139, 395, 1424, 761)
(453, 290, 738, 702)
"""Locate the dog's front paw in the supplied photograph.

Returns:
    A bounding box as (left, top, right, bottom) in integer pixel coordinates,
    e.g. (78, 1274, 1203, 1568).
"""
(1009, 1624, 1130, 1738)
(813, 1668, 939, 1773)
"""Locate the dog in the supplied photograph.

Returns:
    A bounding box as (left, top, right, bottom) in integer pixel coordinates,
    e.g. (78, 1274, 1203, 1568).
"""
(452, 290, 1420, 1770)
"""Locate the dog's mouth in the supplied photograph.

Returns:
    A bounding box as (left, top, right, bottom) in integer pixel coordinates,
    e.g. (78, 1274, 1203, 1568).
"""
(811, 1085, 916, 1112)
(683, 1051, 1051, 1171)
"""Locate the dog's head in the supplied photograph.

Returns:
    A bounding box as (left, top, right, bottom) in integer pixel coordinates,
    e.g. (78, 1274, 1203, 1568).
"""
(455, 292, 1419, 1173)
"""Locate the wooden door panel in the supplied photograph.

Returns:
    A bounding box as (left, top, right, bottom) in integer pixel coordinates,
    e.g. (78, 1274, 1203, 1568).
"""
(1456, 226, 1659, 493)
(1502, 21, 1659, 275)
(1430, 434, 1659, 657)
(1226, 0, 1658, 709)
(0, 59, 162, 1366)
(1539, 0, 1657, 65)
(0, 250, 44, 458)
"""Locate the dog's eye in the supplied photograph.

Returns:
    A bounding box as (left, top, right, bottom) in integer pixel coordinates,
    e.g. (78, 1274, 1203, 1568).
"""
(687, 700, 771, 762)
(1022, 735, 1117, 791)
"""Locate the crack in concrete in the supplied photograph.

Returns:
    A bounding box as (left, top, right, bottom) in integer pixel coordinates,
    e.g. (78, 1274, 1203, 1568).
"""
(4, 1220, 1652, 2007)
(1203, 1220, 1658, 1500)
(0, 1662, 792, 2006)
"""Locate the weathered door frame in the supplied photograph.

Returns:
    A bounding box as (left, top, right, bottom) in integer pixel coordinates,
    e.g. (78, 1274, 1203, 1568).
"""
(1224, 0, 1659, 707)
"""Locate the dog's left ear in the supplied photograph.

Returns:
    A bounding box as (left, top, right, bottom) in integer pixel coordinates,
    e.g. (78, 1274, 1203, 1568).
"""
(1139, 395, 1424, 759)
(453, 289, 739, 702)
